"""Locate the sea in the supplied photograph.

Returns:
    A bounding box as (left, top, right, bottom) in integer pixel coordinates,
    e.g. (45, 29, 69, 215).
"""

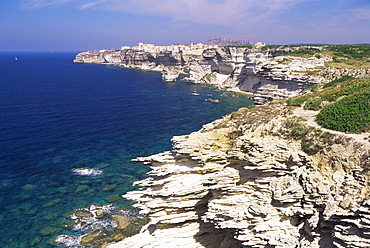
(0, 52, 254, 247)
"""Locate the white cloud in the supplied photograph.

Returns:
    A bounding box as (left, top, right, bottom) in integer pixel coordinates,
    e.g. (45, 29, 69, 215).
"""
(21, 0, 312, 27)
(108, 0, 308, 25)
(20, 0, 370, 43)
(349, 5, 370, 23)
(79, 0, 249, 25)
(21, 0, 75, 9)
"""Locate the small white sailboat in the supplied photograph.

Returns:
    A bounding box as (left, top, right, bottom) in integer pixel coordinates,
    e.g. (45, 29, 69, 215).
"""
(15, 57, 18, 61)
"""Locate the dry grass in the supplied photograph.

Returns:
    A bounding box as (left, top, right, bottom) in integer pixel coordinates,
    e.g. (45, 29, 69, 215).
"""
(321, 50, 370, 69)
(324, 60, 370, 69)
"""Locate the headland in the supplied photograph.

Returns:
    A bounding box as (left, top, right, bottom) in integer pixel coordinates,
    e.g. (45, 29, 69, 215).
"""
(73, 40, 370, 247)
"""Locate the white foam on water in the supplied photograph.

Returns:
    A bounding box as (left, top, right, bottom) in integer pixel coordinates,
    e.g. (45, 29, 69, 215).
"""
(71, 168, 103, 176)
(55, 234, 81, 247)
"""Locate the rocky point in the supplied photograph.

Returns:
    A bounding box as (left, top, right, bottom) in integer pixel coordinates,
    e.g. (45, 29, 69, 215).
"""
(107, 101, 370, 248)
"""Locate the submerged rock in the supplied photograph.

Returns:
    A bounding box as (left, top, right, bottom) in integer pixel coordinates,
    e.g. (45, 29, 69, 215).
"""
(102, 184, 117, 192)
(57, 204, 147, 248)
(113, 215, 131, 229)
(43, 198, 62, 207)
(30, 236, 42, 246)
(106, 194, 121, 203)
(80, 229, 105, 246)
(39, 226, 62, 236)
(74, 209, 94, 218)
(23, 184, 36, 190)
(75, 184, 89, 194)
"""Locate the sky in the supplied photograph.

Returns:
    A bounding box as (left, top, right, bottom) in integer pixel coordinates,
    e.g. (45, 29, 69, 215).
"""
(0, 0, 369, 51)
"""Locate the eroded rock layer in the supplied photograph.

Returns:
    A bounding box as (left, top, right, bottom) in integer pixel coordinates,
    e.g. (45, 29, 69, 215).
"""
(74, 44, 370, 105)
(108, 103, 370, 248)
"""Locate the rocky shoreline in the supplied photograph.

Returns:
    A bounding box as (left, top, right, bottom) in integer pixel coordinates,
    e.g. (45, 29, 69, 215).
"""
(107, 102, 370, 248)
(73, 42, 370, 247)
(74, 43, 370, 105)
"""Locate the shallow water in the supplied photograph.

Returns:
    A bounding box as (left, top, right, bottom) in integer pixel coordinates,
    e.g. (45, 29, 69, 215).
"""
(0, 52, 253, 247)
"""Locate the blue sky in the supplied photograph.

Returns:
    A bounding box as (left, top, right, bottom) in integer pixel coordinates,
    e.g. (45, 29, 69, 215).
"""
(1, 0, 369, 51)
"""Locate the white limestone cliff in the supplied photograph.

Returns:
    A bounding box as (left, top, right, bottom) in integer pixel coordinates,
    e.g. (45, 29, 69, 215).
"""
(74, 44, 370, 105)
(108, 103, 370, 248)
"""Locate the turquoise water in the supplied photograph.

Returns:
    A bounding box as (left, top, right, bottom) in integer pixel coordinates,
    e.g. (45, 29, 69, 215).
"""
(0, 52, 253, 247)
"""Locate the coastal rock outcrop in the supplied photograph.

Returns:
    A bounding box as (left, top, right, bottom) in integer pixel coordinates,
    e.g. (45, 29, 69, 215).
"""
(74, 43, 370, 104)
(108, 103, 370, 248)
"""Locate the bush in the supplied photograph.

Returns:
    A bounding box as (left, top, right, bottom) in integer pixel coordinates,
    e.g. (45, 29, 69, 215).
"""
(305, 97, 323, 110)
(307, 84, 319, 92)
(327, 45, 370, 60)
(283, 49, 315, 56)
(333, 52, 345, 57)
(316, 90, 370, 133)
(286, 97, 305, 106)
(323, 75, 355, 88)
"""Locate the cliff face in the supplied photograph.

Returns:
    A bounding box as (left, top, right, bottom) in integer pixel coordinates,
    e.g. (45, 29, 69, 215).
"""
(74, 44, 370, 105)
(108, 103, 370, 248)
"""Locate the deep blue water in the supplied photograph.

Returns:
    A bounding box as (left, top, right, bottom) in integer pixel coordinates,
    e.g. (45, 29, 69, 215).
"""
(0, 52, 253, 247)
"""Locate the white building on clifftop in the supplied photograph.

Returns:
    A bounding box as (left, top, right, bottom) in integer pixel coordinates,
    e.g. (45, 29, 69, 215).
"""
(128, 42, 218, 54)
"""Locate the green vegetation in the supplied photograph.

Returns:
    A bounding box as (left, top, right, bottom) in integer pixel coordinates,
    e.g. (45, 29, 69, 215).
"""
(285, 77, 370, 133)
(264, 44, 370, 68)
(307, 84, 320, 92)
(327, 45, 370, 59)
(279, 117, 346, 155)
(312, 78, 369, 102)
(316, 90, 370, 133)
(324, 45, 370, 68)
(282, 117, 314, 139)
(323, 75, 355, 88)
(286, 97, 306, 106)
(277, 58, 292, 64)
(304, 97, 324, 110)
(283, 49, 316, 56)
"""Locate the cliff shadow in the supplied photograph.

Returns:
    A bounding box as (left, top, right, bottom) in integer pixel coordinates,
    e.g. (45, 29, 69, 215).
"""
(194, 191, 243, 248)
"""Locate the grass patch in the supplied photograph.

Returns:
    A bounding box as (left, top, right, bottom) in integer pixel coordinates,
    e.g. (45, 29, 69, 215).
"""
(286, 97, 306, 106)
(323, 75, 355, 88)
(327, 45, 370, 59)
(304, 97, 323, 110)
(307, 84, 320, 92)
(277, 58, 292, 64)
(279, 117, 349, 155)
(283, 49, 316, 57)
(324, 45, 370, 68)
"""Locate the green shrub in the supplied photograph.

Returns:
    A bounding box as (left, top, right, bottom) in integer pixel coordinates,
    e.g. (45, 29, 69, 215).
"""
(305, 98, 323, 110)
(333, 52, 345, 57)
(323, 75, 355, 88)
(327, 45, 370, 60)
(286, 97, 305, 106)
(283, 49, 315, 56)
(307, 84, 319, 92)
(316, 90, 370, 133)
